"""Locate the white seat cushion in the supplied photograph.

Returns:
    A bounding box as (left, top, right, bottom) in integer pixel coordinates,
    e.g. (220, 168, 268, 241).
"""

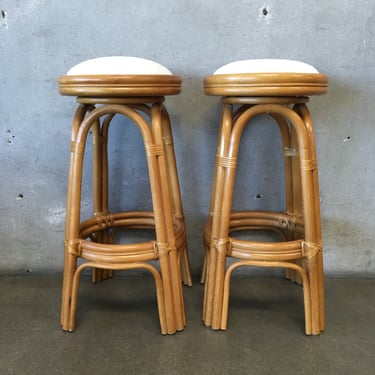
(67, 56, 172, 75)
(214, 59, 319, 75)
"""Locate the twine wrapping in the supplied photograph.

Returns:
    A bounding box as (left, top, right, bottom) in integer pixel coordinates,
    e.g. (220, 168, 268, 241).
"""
(70, 141, 85, 155)
(156, 241, 177, 257)
(279, 213, 301, 230)
(95, 213, 114, 229)
(216, 156, 237, 169)
(64, 239, 83, 257)
(302, 241, 322, 259)
(145, 144, 164, 157)
(301, 159, 318, 171)
(211, 237, 231, 255)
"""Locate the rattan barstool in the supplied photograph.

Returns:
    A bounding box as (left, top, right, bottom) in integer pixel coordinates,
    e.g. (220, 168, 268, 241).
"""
(58, 56, 192, 335)
(202, 59, 328, 335)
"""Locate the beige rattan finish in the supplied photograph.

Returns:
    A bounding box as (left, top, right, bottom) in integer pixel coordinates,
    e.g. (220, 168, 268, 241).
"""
(202, 72, 328, 335)
(203, 73, 327, 97)
(59, 74, 191, 335)
(59, 75, 182, 97)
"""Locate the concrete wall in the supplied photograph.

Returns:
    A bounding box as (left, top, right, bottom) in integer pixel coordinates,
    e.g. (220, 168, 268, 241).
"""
(1, 0, 374, 276)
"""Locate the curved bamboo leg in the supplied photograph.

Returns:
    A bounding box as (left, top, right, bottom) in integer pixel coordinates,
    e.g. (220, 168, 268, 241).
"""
(161, 105, 192, 287)
(68, 262, 167, 334)
(216, 103, 319, 334)
(200, 227, 210, 284)
(203, 103, 233, 327)
(91, 114, 114, 283)
(211, 126, 244, 329)
(141, 113, 176, 334)
(277, 104, 323, 334)
(220, 260, 312, 335)
(132, 103, 191, 289)
(61, 138, 88, 329)
(210, 104, 264, 329)
(201, 103, 250, 285)
(203, 100, 324, 335)
(273, 114, 295, 282)
(100, 104, 181, 334)
(280, 105, 320, 335)
(200, 252, 207, 284)
(91, 118, 108, 283)
(61, 104, 92, 330)
(295, 103, 325, 333)
(61, 243, 78, 330)
(289, 122, 304, 285)
(278, 120, 303, 284)
(152, 103, 185, 331)
(62, 103, 183, 334)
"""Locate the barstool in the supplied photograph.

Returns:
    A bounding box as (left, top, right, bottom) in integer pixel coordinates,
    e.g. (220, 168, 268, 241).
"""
(58, 56, 192, 335)
(202, 59, 328, 335)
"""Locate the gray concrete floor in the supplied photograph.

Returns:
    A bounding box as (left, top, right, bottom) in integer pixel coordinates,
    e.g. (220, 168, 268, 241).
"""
(0, 275, 374, 374)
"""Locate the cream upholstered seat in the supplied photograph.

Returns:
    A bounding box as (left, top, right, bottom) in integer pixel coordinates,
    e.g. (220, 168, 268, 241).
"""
(213, 59, 319, 74)
(67, 56, 173, 75)
(202, 59, 327, 335)
(59, 57, 191, 335)
(203, 59, 326, 98)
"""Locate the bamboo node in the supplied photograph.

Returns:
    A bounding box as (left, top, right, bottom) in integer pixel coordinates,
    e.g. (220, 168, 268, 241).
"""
(64, 239, 83, 257)
(301, 159, 318, 171)
(302, 241, 322, 258)
(70, 141, 85, 155)
(216, 156, 237, 169)
(92, 135, 107, 145)
(145, 144, 164, 156)
(163, 135, 173, 145)
(173, 213, 184, 220)
(283, 147, 297, 157)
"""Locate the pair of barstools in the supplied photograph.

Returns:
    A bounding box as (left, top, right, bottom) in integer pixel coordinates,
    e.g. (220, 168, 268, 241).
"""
(58, 56, 327, 335)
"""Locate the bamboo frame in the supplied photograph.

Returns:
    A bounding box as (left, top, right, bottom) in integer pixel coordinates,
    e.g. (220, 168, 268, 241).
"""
(58, 75, 191, 335)
(202, 72, 328, 335)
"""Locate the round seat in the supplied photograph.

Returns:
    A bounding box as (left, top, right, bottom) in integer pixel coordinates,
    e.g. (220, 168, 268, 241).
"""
(204, 59, 328, 97)
(58, 56, 182, 97)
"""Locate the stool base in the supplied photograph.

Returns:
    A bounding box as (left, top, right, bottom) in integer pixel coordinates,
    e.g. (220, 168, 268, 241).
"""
(202, 99, 325, 335)
(60, 94, 191, 335)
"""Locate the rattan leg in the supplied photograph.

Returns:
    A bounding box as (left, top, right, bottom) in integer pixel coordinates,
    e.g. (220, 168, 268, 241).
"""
(203, 104, 233, 327)
(61, 252, 77, 330)
(152, 104, 185, 330)
(68, 262, 169, 334)
(91, 118, 113, 283)
(220, 261, 312, 334)
(275, 114, 296, 283)
(61, 108, 88, 330)
(200, 226, 210, 284)
(296, 104, 325, 331)
(205, 102, 325, 334)
(290, 124, 304, 284)
(160, 105, 192, 287)
(61, 104, 90, 327)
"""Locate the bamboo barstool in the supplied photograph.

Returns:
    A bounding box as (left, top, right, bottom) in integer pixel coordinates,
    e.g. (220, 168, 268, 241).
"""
(202, 59, 328, 335)
(58, 56, 192, 335)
